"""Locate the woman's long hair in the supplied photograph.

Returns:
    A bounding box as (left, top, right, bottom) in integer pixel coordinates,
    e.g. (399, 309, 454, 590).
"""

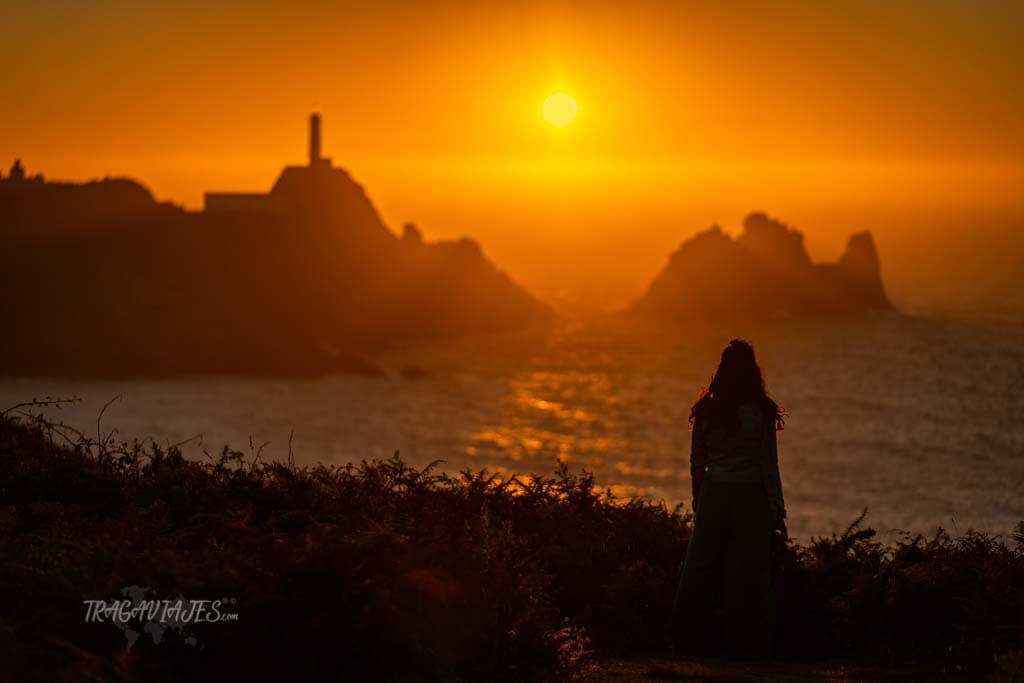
(689, 339, 785, 433)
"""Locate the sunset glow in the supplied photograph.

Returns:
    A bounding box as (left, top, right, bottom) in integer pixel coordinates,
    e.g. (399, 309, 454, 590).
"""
(1, 0, 1022, 316)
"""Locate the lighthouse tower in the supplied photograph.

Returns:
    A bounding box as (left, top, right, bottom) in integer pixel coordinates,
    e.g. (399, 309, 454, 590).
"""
(204, 112, 338, 212)
(308, 113, 332, 169)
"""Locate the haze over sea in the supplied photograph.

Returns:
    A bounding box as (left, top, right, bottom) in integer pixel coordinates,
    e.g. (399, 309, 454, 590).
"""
(3, 308, 1022, 543)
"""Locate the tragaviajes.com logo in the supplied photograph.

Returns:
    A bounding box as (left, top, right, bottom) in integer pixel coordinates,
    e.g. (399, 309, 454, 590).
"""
(84, 585, 239, 650)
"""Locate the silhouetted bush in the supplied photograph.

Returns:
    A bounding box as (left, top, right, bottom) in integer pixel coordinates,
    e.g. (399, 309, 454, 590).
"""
(0, 411, 1021, 681)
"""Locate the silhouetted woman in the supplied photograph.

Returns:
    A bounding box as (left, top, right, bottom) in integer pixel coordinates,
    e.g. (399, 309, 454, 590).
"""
(672, 339, 787, 656)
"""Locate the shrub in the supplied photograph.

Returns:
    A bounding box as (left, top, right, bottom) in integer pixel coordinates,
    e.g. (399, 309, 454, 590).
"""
(0, 410, 1021, 681)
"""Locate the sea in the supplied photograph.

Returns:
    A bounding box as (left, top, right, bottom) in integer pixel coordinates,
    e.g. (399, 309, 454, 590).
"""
(2, 311, 1022, 543)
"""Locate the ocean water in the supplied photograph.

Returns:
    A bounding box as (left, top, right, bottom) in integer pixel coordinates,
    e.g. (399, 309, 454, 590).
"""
(2, 311, 1022, 542)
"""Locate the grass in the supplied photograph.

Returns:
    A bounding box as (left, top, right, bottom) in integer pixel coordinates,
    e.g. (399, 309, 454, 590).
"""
(0, 406, 1021, 681)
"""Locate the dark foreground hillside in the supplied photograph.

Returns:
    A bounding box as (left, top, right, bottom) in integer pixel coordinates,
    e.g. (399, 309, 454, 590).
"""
(0, 409, 1022, 681)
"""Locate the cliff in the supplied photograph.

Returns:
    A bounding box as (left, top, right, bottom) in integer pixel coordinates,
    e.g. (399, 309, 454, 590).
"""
(0, 159, 553, 377)
(630, 212, 890, 320)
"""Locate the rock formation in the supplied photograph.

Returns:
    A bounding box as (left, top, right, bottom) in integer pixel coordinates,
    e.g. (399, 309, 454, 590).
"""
(630, 212, 890, 320)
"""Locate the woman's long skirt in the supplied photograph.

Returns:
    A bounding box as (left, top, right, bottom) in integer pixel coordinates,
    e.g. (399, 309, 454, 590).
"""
(672, 478, 777, 655)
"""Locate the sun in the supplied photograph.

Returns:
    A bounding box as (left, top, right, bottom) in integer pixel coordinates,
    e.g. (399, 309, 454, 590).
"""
(542, 92, 578, 127)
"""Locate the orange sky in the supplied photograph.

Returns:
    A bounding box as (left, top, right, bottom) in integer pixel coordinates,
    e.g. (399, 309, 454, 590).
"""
(3, 0, 1023, 314)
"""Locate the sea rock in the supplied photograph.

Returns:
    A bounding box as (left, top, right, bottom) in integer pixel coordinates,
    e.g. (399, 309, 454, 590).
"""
(630, 212, 890, 320)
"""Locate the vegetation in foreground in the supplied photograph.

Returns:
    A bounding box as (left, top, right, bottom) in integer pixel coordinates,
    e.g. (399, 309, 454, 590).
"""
(0, 405, 1022, 681)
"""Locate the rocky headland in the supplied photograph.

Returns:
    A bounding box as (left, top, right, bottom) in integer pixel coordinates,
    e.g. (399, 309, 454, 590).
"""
(0, 117, 553, 377)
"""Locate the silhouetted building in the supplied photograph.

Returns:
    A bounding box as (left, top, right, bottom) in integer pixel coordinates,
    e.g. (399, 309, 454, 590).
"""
(204, 113, 336, 213)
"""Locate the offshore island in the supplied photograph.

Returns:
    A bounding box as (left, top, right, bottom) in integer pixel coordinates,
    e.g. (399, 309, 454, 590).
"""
(630, 212, 890, 321)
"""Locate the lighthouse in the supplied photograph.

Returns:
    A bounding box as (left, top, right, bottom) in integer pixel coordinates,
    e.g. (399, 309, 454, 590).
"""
(204, 113, 336, 212)
(308, 112, 332, 169)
